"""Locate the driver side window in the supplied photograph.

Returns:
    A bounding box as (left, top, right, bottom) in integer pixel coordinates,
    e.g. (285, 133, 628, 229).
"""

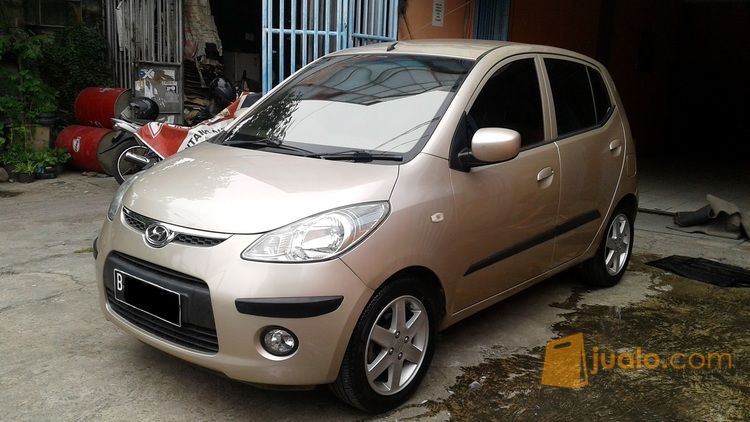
(467, 58, 545, 148)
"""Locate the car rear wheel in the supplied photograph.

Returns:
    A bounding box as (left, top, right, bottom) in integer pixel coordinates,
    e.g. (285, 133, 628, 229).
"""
(331, 277, 437, 413)
(580, 207, 635, 287)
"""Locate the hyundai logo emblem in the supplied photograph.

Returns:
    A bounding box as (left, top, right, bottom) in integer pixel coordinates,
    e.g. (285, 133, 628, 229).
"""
(144, 223, 175, 248)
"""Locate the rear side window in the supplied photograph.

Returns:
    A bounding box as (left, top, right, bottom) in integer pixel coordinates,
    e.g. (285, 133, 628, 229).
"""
(468, 58, 544, 147)
(545, 58, 615, 137)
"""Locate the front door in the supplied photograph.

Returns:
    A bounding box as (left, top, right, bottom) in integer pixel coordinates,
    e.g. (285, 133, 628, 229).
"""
(450, 57, 561, 310)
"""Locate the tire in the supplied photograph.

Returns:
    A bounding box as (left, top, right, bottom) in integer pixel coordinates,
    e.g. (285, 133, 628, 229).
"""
(331, 277, 438, 413)
(580, 206, 635, 287)
(97, 132, 135, 176)
(114, 144, 153, 184)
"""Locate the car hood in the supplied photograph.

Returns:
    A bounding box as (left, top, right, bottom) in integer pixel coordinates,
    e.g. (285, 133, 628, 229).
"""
(123, 142, 399, 234)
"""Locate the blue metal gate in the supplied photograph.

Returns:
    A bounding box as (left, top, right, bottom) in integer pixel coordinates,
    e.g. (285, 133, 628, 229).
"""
(348, 0, 400, 47)
(262, 0, 399, 93)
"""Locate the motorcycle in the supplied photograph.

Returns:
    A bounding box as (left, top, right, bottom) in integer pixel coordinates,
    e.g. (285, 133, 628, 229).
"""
(98, 78, 261, 184)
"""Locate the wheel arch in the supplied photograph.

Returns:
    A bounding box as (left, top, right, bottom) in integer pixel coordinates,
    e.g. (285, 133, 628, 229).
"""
(377, 266, 447, 322)
(616, 193, 639, 219)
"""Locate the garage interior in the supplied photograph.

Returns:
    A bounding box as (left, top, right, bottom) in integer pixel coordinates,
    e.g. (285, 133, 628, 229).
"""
(209, 0, 263, 91)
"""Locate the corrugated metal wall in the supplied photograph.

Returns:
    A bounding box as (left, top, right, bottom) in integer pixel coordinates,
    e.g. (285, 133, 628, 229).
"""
(104, 0, 183, 89)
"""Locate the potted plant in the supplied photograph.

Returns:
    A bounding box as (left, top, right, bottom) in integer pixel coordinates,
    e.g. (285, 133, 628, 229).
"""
(50, 148, 71, 175)
(15, 161, 36, 183)
(0, 143, 29, 177)
(31, 150, 57, 179)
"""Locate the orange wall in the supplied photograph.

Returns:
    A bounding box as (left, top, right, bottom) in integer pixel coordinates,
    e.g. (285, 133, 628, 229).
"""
(398, 0, 474, 40)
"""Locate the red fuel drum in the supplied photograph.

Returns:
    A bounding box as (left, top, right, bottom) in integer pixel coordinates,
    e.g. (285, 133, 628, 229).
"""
(74, 87, 131, 129)
(55, 125, 116, 172)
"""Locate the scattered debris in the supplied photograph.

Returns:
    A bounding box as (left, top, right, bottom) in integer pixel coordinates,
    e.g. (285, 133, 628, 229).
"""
(671, 194, 749, 239)
(468, 381, 481, 390)
(81, 171, 109, 178)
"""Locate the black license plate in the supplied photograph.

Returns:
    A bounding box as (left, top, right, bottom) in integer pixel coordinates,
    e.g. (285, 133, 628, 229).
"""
(113, 269, 181, 326)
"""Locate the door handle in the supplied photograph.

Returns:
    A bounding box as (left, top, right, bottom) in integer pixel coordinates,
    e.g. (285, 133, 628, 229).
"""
(537, 166, 554, 182)
(609, 139, 623, 151)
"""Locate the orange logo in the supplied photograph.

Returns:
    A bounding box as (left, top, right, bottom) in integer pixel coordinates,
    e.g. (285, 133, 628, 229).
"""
(541, 333, 733, 388)
(541, 333, 588, 388)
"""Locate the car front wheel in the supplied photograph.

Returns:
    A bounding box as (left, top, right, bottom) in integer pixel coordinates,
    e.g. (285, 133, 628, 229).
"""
(331, 277, 437, 413)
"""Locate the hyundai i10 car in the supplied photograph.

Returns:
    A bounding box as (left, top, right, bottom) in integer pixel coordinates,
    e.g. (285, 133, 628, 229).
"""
(95, 40, 637, 413)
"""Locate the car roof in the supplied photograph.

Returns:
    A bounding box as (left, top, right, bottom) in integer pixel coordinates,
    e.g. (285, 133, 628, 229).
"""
(329, 39, 597, 64)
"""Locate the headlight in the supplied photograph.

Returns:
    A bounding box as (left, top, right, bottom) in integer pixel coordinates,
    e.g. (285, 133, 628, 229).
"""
(107, 176, 138, 220)
(241, 202, 389, 262)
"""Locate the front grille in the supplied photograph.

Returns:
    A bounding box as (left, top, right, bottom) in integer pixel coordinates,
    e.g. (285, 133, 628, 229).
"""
(174, 233, 224, 247)
(104, 252, 219, 354)
(122, 208, 228, 247)
(124, 212, 147, 231)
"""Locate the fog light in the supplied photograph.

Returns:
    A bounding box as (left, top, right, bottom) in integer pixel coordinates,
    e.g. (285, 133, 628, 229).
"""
(261, 327, 298, 356)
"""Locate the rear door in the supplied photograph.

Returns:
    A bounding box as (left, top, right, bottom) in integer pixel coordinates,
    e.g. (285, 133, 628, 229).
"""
(542, 57, 626, 266)
(450, 56, 561, 310)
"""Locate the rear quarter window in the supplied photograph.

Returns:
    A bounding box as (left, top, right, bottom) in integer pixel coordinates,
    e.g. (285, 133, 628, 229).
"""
(588, 67, 613, 124)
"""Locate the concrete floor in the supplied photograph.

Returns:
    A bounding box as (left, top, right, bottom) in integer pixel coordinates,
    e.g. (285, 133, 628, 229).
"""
(638, 157, 750, 214)
(1, 174, 748, 421)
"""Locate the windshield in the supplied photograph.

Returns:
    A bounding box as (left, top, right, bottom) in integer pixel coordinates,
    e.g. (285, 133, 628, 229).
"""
(217, 54, 474, 162)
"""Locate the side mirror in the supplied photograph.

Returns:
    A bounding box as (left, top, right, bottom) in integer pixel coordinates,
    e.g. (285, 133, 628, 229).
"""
(470, 128, 521, 164)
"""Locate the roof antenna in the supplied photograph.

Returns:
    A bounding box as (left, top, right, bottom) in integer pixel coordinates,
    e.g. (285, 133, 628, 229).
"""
(386, 41, 398, 51)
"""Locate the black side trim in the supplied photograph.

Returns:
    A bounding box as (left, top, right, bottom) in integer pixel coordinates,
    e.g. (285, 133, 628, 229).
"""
(235, 296, 344, 318)
(464, 209, 601, 276)
(555, 210, 601, 237)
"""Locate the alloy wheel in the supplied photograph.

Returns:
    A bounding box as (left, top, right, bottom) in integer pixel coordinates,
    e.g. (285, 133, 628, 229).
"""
(364, 295, 429, 396)
(604, 213, 631, 276)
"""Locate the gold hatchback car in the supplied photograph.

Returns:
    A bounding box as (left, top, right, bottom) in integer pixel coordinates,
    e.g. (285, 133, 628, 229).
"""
(95, 40, 637, 413)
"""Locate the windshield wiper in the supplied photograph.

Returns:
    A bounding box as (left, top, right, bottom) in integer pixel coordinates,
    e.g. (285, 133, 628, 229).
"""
(224, 137, 321, 158)
(319, 150, 403, 163)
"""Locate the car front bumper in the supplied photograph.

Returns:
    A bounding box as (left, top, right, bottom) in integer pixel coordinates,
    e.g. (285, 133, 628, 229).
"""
(95, 211, 374, 386)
